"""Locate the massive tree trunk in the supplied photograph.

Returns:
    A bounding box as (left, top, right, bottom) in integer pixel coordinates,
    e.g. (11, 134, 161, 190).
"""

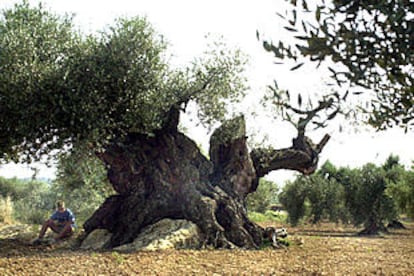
(84, 110, 329, 249)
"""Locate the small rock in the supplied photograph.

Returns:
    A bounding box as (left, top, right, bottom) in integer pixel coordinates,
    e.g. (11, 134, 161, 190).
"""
(80, 229, 112, 250)
(114, 219, 201, 252)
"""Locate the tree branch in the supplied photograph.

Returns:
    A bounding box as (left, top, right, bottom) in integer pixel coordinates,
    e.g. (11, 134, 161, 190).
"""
(251, 133, 331, 179)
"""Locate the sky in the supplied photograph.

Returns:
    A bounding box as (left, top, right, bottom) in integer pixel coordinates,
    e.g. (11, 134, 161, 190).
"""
(0, 0, 413, 183)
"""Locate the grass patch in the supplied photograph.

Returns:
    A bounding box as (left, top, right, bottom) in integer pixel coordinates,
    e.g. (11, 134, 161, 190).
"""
(111, 251, 125, 264)
(259, 237, 291, 249)
(277, 237, 290, 247)
(248, 210, 287, 224)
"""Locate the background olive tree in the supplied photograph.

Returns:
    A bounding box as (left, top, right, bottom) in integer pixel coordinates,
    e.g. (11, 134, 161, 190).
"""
(279, 162, 349, 226)
(246, 178, 279, 213)
(278, 157, 410, 234)
(384, 156, 414, 220)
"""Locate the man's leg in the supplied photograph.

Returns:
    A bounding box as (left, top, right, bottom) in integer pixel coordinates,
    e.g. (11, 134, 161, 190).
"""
(38, 219, 61, 239)
(32, 219, 59, 245)
(55, 223, 73, 240)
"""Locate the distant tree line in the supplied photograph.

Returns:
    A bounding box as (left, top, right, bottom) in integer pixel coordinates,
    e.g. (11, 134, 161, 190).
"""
(279, 155, 414, 234)
(2, 152, 412, 236)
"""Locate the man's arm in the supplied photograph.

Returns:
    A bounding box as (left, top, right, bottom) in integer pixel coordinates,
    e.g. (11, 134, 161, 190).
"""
(55, 220, 73, 240)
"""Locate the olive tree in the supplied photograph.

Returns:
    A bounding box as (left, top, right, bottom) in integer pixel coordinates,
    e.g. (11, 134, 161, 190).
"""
(246, 178, 279, 213)
(0, 2, 330, 249)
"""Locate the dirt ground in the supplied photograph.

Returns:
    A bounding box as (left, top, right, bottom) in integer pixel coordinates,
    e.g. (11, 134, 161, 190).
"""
(0, 222, 413, 275)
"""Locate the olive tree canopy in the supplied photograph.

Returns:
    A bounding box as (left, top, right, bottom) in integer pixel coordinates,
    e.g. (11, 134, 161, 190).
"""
(0, 1, 247, 163)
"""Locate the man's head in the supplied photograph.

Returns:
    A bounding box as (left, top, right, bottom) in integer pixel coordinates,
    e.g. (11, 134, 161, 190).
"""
(55, 200, 66, 212)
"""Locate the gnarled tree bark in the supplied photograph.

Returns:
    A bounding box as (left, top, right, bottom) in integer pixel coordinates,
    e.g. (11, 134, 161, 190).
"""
(83, 111, 329, 249)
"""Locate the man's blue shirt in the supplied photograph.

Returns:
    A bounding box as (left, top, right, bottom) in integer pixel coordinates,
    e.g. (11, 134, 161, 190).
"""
(50, 208, 76, 227)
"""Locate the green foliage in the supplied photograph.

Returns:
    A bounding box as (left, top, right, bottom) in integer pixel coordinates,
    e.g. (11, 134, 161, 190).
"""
(317, 160, 338, 179)
(259, 236, 290, 249)
(0, 2, 247, 163)
(248, 210, 287, 224)
(402, 171, 414, 218)
(54, 145, 112, 193)
(0, 176, 52, 223)
(280, 166, 349, 226)
(279, 179, 308, 226)
(246, 178, 279, 213)
(0, 1, 79, 162)
(344, 164, 397, 231)
(276, 238, 290, 247)
(386, 172, 414, 219)
(0, 177, 27, 200)
(9, 179, 55, 224)
(262, 84, 343, 132)
(50, 147, 115, 225)
(279, 158, 412, 230)
(384, 155, 414, 219)
(307, 174, 349, 224)
(111, 251, 125, 265)
(266, 0, 414, 130)
(382, 154, 402, 172)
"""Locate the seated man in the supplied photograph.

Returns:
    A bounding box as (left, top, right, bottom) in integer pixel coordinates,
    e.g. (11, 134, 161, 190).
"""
(32, 200, 76, 244)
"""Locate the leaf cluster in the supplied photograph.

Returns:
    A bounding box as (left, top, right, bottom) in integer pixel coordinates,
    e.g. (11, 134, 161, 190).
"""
(264, 0, 414, 130)
(280, 168, 348, 226)
(262, 81, 343, 133)
(246, 178, 279, 213)
(0, 1, 78, 162)
(0, 2, 248, 163)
